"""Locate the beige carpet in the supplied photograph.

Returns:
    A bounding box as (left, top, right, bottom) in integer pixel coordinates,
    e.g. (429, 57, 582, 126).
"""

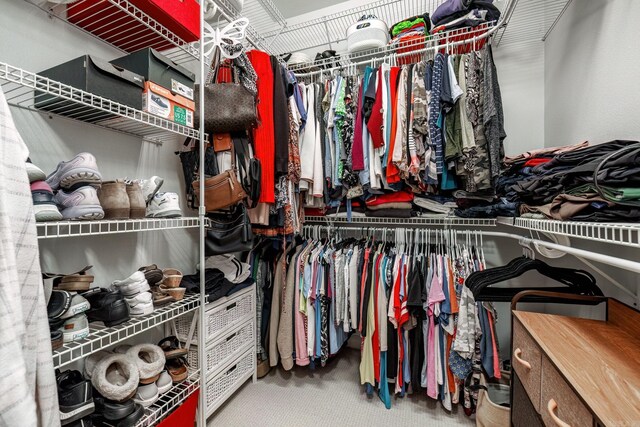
(208, 341, 475, 427)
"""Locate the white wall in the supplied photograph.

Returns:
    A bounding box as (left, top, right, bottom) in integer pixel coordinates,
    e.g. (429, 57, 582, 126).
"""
(544, 0, 640, 146)
(0, 1, 199, 289)
(493, 40, 545, 156)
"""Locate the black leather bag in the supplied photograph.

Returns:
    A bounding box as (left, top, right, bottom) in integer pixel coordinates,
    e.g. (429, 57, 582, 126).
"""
(205, 204, 254, 255)
(194, 46, 257, 134)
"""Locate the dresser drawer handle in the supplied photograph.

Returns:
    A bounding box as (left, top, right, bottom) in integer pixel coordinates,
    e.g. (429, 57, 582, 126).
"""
(547, 399, 571, 427)
(513, 348, 532, 370)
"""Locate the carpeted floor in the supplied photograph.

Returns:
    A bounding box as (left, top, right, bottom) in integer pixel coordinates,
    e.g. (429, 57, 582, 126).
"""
(208, 342, 475, 427)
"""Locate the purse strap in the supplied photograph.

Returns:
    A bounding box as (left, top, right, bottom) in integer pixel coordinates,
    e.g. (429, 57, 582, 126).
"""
(206, 46, 239, 86)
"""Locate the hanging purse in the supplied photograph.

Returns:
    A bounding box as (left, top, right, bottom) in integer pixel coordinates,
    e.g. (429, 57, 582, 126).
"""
(192, 142, 247, 212)
(194, 46, 257, 133)
(205, 203, 254, 255)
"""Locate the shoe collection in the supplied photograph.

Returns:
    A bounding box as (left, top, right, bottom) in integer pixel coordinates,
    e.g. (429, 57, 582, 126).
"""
(28, 153, 182, 222)
(56, 336, 190, 426)
(46, 265, 183, 349)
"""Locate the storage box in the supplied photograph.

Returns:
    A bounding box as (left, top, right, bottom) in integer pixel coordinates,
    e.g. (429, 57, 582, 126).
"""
(35, 55, 145, 111)
(346, 18, 390, 53)
(110, 48, 195, 100)
(66, 0, 200, 50)
(143, 81, 194, 127)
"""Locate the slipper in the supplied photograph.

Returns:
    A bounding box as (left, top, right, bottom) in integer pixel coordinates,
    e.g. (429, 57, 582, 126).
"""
(160, 268, 182, 288)
(44, 266, 94, 292)
(138, 264, 163, 286)
(158, 336, 188, 360)
(85, 350, 112, 379)
(165, 356, 189, 383)
(134, 383, 159, 408)
(92, 354, 139, 402)
(126, 344, 165, 384)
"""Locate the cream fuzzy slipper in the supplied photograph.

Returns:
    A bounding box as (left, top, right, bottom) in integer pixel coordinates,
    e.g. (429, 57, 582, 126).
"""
(91, 354, 139, 402)
(126, 344, 166, 384)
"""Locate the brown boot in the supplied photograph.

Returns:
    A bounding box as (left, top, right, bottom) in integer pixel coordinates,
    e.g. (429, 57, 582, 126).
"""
(126, 182, 146, 219)
(98, 180, 130, 219)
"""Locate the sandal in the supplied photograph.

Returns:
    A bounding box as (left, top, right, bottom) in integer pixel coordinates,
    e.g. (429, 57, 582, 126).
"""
(159, 284, 185, 301)
(151, 285, 175, 306)
(160, 268, 183, 288)
(44, 265, 94, 291)
(165, 356, 189, 383)
(158, 336, 188, 360)
(138, 264, 163, 286)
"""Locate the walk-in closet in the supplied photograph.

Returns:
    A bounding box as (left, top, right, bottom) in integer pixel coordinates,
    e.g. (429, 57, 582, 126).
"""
(1, 0, 639, 426)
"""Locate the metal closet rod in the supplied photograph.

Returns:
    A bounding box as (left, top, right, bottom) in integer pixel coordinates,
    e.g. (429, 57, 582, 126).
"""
(292, 0, 519, 79)
(301, 225, 640, 275)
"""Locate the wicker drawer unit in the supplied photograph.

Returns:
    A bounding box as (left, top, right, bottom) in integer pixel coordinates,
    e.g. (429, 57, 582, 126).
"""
(205, 348, 256, 417)
(176, 285, 255, 345)
(187, 319, 255, 378)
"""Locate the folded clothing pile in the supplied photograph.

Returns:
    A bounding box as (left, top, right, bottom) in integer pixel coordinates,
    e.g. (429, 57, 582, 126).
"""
(182, 267, 254, 303)
(431, 0, 500, 33)
(501, 140, 640, 222)
(413, 195, 457, 215)
(365, 189, 415, 218)
(388, 13, 431, 46)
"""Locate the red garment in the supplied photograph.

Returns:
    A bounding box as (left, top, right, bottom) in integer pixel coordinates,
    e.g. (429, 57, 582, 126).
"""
(366, 189, 414, 207)
(386, 67, 401, 183)
(367, 68, 385, 149)
(247, 50, 275, 203)
(523, 157, 552, 167)
(487, 311, 501, 379)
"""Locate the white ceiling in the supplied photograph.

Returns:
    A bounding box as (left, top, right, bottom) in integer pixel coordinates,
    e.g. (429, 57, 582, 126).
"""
(271, 0, 351, 18)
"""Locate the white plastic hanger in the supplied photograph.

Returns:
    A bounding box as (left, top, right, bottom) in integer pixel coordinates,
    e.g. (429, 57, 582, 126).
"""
(203, 16, 249, 61)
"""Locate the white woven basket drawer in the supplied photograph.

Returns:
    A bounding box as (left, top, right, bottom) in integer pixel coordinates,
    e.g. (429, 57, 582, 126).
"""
(205, 349, 255, 416)
(186, 319, 255, 377)
(175, 286, 254, 344)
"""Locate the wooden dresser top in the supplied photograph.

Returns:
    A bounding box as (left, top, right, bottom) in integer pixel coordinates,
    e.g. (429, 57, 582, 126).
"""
(514, 301, 640, 427)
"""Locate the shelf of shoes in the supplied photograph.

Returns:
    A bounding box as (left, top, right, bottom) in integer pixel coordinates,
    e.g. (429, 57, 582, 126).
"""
(304, 216, 497, 227)
(37, 217, 201, 239)
(496, 217, 640, 249)
(53, 295, 200, 368)
(135, 369, 200, 427)
(0, 62, 199, 144)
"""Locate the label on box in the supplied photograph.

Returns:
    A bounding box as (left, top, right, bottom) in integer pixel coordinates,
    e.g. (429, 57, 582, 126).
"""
(172, 79, 194, 100)
(142, 81, 195, 128)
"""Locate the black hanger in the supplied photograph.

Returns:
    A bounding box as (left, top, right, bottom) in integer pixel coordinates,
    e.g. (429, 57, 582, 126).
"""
(467, 256, 603, 303)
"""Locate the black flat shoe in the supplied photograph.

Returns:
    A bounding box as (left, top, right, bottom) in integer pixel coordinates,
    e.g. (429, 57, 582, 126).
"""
(57, 369, 95, 425)
(82, 288, 130, 327)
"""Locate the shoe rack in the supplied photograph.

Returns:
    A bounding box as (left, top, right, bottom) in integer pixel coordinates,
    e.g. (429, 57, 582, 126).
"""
(1, 1, 210, 426)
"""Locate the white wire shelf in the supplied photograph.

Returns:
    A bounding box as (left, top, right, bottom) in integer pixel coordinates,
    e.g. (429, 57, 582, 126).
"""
(24, 0, 199, 65)
(0, 62, 199, 144)
(304, 216, 497, 227)
(265, 0, 440, 55)
(288, 22, 495, 74)
(136, 370, 200, 427)
(497, 217, 640, 249)
(53, 294, 200, 368)
(37, 217, 200, 239)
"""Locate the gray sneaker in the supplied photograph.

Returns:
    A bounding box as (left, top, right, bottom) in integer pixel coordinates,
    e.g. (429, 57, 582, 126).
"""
(47, 152, 102, 191)
(54, 186, 105, 220)
(59, 314, 90, 343)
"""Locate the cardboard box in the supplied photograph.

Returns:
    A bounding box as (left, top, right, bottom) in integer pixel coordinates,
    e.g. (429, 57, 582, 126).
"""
(67, 0, 200, 48)
(35, 55, 145, 112)
(143, 81, 194, 127)
(111, 48, 195, 100)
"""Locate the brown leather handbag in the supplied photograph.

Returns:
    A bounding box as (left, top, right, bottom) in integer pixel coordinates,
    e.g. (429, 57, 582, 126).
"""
(192, 145, 246, 212)
(194, 47, 257, 133)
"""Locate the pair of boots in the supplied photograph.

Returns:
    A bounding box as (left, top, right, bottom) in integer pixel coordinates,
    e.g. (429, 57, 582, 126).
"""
(98, 181, 145, 219)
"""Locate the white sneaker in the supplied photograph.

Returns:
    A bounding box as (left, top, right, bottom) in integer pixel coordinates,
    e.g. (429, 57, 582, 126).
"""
(146, 192, 181, 218)
(126, 292, 154, 316)
(59, 314, 90, 343)
(53, 186, 105, 220)
(126, 176, 164, 204)
(46, 152, 102, 190)
(134, 383, 159, 408)
(112, 271, 150, 296)
(26, 160, 46, 183)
